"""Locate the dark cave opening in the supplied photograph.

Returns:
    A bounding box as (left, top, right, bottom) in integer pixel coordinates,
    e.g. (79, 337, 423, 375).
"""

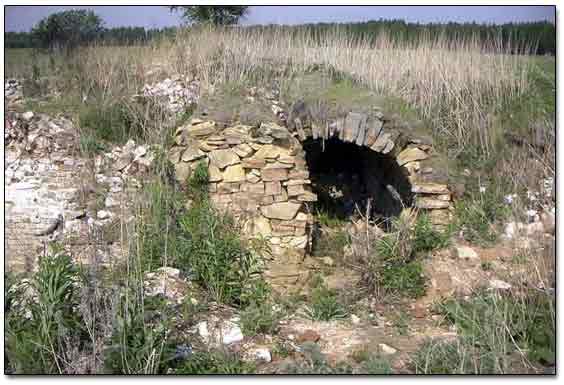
(303, 137, 413, 227)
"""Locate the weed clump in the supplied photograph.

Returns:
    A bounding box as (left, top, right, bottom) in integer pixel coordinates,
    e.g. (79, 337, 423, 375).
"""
(454, 180, 510, 246)
(5, 247, 85, 374)
(361, 209, 429, 299)
(303, 278, 348, 321)
(78, 100, 143, 147)
(173, 350, 255, 374)
(239, 302, 281, 337)
(413, 289, 555, 374)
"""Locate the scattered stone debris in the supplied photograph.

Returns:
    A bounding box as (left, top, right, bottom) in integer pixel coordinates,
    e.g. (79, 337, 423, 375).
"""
(196, 316, 245, 346)
(5, 79, 23, 105)
(134, 76, 200, 115)
(144, 267, 188, 303)
(243, 347, 272, 363)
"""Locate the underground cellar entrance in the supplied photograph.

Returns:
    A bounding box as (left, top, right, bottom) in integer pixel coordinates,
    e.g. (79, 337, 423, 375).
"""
(303, 137, 413, 235)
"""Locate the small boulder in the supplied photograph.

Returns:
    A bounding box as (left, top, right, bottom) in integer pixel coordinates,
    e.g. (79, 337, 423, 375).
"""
(453, 245, 479, 261)
(22, 111, 34, 121)
(378, 343, 398, 355)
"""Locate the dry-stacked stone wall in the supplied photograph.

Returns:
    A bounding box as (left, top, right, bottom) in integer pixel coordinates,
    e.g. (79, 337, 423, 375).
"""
(170, 118, 317, 256)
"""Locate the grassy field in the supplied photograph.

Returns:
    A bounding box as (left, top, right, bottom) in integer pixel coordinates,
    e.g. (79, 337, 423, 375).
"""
(4, 25, 555, 374)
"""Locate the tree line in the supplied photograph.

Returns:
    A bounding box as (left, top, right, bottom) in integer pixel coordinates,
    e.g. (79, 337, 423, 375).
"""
(5, 9, 555, 55)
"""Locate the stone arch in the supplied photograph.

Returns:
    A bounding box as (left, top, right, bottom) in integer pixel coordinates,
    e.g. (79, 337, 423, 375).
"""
(169, 110, 454, 288)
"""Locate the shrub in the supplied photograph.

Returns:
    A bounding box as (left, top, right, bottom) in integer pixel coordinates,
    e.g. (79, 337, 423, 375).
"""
(175, 198, 269, 306)
(79, 131, 107, 155)
(454, 180, 510, 246)
(312, 228, 349, 261)
(239, 302, 281, 336)
(412, 213, 450, 254)
(411, 338, 487, 374)
(136, 181, 183, 272)
(303, 283, 348, 322)
(380, 260, 426, 299)
(361, 209, 428, 299)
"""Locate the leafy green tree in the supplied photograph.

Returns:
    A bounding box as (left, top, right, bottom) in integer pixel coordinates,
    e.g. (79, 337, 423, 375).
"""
(169, 6, 249, 26)
(32, 9, 104, 51)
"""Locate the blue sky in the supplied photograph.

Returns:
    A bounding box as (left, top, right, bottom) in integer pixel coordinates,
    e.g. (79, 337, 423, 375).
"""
(5, 5, 555, 32)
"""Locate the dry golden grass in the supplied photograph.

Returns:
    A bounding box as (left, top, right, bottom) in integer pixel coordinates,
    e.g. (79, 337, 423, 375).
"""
(59, 25, 534, 157)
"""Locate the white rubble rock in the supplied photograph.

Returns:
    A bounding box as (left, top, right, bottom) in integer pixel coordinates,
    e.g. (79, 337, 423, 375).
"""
(489, 279, 512, 290)
(133, 145, 147, 160)
(526, 209, 539, 223)
(221, 319, 244, 345)
(197, 318, 244, 346)
(22, 111, 34, 121)
(97, 210, 112, 220)
(454, 245, 479, 261)
(351, 314, 361, 325)
(197, 321, 210, 342)
(504, 222, 517, 239)
(105, 195, 119, 208)
(378, 343, 397, 355)
(156, 266, 181, 278)
(247, 348, 272, 363)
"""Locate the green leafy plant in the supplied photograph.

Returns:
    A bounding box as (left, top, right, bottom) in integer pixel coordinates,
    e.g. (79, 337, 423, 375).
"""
(187, 160, 209, 197)
(359, 356, 393, 374)
(173, 350, 255, 374)
(480, 261, 493, 271)
(281, 342, 353, 374)
(412, 213, 451, 253)
(239, 302, 281, 336)
(5, 247, 85, 374)
(303, 283, 348, 321)
(380, 260, 426, 299)
(104, 290, 175, 374)
(455, 181, 510, 246)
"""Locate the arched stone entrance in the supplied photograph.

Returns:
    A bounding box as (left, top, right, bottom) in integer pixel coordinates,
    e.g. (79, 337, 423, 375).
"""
(169, 109, 454, 288)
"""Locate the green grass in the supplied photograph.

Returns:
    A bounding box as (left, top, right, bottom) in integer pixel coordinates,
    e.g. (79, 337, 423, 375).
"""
(380, 260, 426, 299)
(173, 350, 255, 374)
(302, 281, 348, 322)
(78, 100, 145, 147)
(422, 289, 556, 373)
(454, 177, 511, 246)
(412, 213, 451, 254)
(5, 48, 59, 79)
